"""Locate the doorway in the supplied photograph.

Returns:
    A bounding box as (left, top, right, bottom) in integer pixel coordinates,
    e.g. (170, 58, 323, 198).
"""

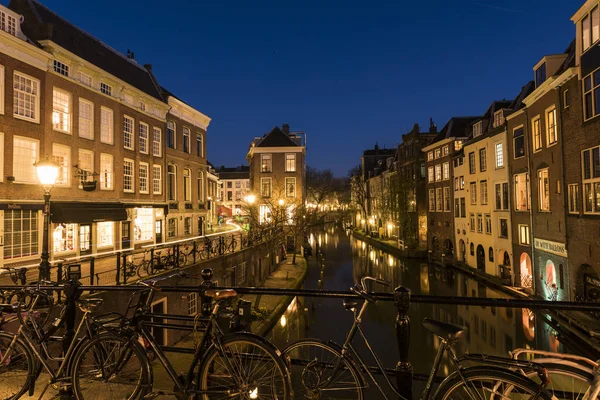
(122, 221, 131, 249)
(151, 298, 167, 346)
(155, 220, 163, 244)
(79, 224, 91, 255)
(197, 217, 204, 236)
(476, 245, 485, 272)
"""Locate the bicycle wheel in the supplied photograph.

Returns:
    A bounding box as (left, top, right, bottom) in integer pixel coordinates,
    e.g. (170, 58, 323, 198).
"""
(197, 333, 292, 399)
(71, 335, 150, 400)
(433, 366, 553, 400)
(282, 339, 364, 399)
(518, 362, 596, 400)
(0, 331, 34, 400)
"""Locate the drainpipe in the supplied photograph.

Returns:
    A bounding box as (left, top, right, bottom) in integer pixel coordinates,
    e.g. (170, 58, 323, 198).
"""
(523, 107, 537, 295)
(555, 83, 570, 300)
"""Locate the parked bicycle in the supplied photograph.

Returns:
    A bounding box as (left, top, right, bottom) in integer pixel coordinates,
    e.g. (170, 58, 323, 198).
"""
(69, 273, 293, 399)
(282, 276, 552, 400)
(136, 248, 178, 278)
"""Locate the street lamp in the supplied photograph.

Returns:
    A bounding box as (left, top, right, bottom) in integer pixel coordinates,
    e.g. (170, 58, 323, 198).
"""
(35, 158, 60, 282)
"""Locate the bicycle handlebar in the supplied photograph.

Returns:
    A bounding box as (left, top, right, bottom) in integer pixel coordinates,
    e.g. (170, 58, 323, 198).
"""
(360, 276, 390, 289)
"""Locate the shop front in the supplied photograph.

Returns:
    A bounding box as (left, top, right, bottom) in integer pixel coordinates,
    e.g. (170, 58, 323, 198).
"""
(533, 237, 568, 301)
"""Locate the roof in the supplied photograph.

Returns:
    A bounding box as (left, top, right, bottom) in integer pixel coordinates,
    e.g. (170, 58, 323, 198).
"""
(255, 126, 299, 147)
(217, 165, 250, 180)
(508, 81, 535, 111)
(9, 0, 164, 101)
(433, 116, 481, 143)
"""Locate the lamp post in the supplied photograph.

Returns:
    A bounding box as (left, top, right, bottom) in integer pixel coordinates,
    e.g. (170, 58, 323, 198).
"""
(35, 158, 60, 282)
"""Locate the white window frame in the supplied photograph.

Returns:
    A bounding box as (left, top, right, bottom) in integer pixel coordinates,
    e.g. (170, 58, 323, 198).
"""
(568, 183, 579, 214)
(427, 151, 433, 161)
(545, 106, 558, 146)
(153, 165, 162, 195)
(435, 164, 441, 181)
(493, 110, 505, 128)
(79, 72, 92, 87)
(196, 134, 203, 158)
(286, 177, 296, 198)
(538, 168, 550, 212)
(495, 142, 504, 168)
(100, 82, 112, 96)
(531, 116, 542, 152)
(100, 107, 113, 144)
(139, 122, 149, 154)
(13, 135, 38, 183)
(261, 177, 272, 198)
(139, 162, 149, 194)
(77, 149, 94, 187)
(518, 224, 530, 245)
(183, 168, 192, 201)
(52, 87, 71, 133)
(0, 65, 4, 115)
(563, 89, 570, 109)
(123, 115, 134, 150)
(123, 158, 134, 193)
(428, 166, 434, 183)
(480, 180, 488, 205)
(477, 213, 483, 233)
(442, 162, 449, 180)
(582, 146, 600, 213)
(153, 127, 162, 157)
(443, 186, 451, 212)
(13, 71, 40, 123)
(442, 146, 449, 156)
(285, 153, 296, 172)
(514, 173, 530, 211)
(473, 121, 482, 137)
(167, 121, 176, 149)
(429, 189, 435, 212)
(479, 148, 487, 172)
(470, 182, 477, 205)
(78, 98, 94, 139)
(436, 187, 443, 212)
(434, 149, 441, 159)
(100, 153, 113, 190)
(168, 164, 177, 201)
(52, 143, 70, 187)
(484, 214, 492, 235)
(582, 6, 600, 53)
(183, 127, 191, 153)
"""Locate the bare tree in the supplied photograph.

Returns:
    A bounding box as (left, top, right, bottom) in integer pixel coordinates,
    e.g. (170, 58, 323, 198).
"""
(348, 165, 368, 227)
(306, 166, 336, 207)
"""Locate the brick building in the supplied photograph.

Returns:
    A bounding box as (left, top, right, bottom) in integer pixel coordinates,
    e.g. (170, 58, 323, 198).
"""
(217, 165, 250, 217)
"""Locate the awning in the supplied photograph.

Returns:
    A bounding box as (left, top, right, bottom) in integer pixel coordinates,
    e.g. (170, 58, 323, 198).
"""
(51, 202, 127, 223)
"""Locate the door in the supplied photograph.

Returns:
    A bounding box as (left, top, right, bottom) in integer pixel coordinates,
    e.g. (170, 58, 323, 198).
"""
(155, 220, 163, 244)
(122, 221, 131, 249)
(151, 298, 167, 346)
(197, 217, 204, 236)
(476, 245, 486, 272)
(79, 224, 92, 255)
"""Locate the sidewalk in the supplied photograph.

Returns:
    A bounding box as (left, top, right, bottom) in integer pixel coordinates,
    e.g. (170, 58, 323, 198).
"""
(149, 255, 308, 394)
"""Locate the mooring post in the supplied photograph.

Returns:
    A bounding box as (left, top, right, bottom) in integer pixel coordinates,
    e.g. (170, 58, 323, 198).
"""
(394, 286, 412, 400)
(199, 268, 215, 317)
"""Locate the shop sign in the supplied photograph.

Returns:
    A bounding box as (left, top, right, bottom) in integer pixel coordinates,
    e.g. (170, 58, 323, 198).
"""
(533, 237, 567, 257)
(585, 274, 600, 288)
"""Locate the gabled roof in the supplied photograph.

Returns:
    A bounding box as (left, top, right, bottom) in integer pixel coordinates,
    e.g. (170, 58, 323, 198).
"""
(433, 116, 481, 143)
(9, 0, 164, 101)
(255, 127, 299, 147)
(508, 81, 536, 111)
(557, 39, 576, 73)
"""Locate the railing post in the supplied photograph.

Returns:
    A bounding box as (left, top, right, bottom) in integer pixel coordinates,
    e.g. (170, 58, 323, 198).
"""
(394, 286, 412, 400)
(199, 268, 215, 317)
(90, 258, 95, 286)
(57, 262, 63, 284)
(115, 253, 121, 285)
(175, 244, 180, 268)
(193, 241, 197, 264)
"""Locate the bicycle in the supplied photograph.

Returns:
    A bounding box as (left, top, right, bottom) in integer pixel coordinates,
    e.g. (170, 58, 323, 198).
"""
(282, 276, 553, 400)
(509, 348, 600, 400)
(136, 249, 177, 278)
(69, 272, 293, 399)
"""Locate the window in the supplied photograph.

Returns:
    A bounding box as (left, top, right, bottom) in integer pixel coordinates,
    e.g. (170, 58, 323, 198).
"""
(100, 153, 113, 190)
(261, 154, 272, 172)
(187, 293, 197, 316)
(477, 214, 483, 233)
(436, 188, 443, 212)
(568, 184, 579, 214)
(13, 136, 38, 183)
(564, 90, 570, 109)
(535, 63, 546, 87)
(455, 177, 460, 191)
(460, 198, 466, 218)
(485, 214, 492, 235)
(442, 146, 449, 156)
(13, 71, 40, 122)
(473, 121, 482, 137)
(435, 165, 442, 181)
(261, 178, 272, 198)
(493, 142, 504, 168)
(196, 134, 203, 157)
(479, 148, 487, 172)
(183, 127, 190, 153)
(582, 6, 600, 52)
(167, 164, 177, 201)
(546, 107, 558, 146)
(139, 122, 149, 154)
(259, 205, 272, 224)
(538, 168, 550, 211)
(499, 219, 509, 238)
(442, 162, 449, 180)
(53, 60, 69, 77)
(184, 217, 192, 235)
(123, 116, 134, 150)
(470, 213, 475, 232)
(495, 183, 509, 210)
(100, 82, 112, 96)
(531, 116, 542, 152)
(235, 181, 241, 189)
(286, 177, 296, 198)
(153, 127, 162, 157)
(100, 107, 113, 144)
(454, 140, 464, 151)
(167, 121, 175, 148)
(52, 88, 71, 133)
(582, 146, 600, 213)
(470, 182, 477, 205)
(52, 144, 70, 186)
(460, 176, 465, 190)
(79, 72, 92, 87)
(488, 247, 494, 262)
(513, 127, 525, 158)
(286, 154, 296, 172)
(139, 163, 149, 194)
(455, 198, 466, 218)
(493, 110, 505, 128)
(519, 225, 530, 245)
(153, 165, 162, 194)
(428, 167, 434, 183)
(429, 189, 435, 212)
(443, 187, 451, 211)
(434, 149, 441, 159)
(123, 159, 134, 193)
(78, 98, 93, 139)
(0, 65, 4, 115)
(0, 11, 18, 36)
(183, 168, 191, 201)
(197, 170, 203, 201)
(470, 243, 474, 256)
(168, 218, 177, 238)
(514, 173, 530, 211)
(469, 153, 475, 174)
(4, 210, 38, 259)
(427, 151, 433, 161)
(480, 180, 488, 205)
(97, 222, 114, 248)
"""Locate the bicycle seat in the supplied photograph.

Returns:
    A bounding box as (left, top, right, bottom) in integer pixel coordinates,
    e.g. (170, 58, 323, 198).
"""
(422, 318, 466, 341)
(77, 298, 104, 312)
(205, 289, 237, 300)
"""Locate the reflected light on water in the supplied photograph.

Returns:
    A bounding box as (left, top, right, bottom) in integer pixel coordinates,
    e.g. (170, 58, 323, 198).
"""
(388, 255, 395, 267)
(325, 232, 329, 245)
(280, 315, 287, 328)
(369, 250, 375, 262)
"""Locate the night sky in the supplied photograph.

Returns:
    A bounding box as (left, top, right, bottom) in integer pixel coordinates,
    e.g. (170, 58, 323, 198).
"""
(20, 0, 577, 177)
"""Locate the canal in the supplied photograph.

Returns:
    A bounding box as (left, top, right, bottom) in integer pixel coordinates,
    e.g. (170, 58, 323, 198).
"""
(267, 224, 588, 396)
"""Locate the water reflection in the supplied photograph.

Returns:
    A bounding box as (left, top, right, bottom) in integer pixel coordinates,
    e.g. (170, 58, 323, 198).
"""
(268, 225, 579, 379)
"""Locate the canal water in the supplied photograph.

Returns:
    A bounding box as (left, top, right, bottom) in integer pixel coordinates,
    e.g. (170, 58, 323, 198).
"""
(267, 224, 587, 396)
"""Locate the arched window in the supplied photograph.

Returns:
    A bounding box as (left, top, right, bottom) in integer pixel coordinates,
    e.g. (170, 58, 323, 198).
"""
(470, 242, 474, 256)
(489, 247, 494, 262)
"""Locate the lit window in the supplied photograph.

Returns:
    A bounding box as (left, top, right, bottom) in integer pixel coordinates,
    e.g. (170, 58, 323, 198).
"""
(532, 116, 542, 152)
(436, 188, 442, 212)
(568, 184, 579, 214)
(100, 153, 113, 190)
(495, 142, 504, 168)
(427, 152, 433, 161)
(0, 65, 4, 115)
(123, 159, 134, 192)
(442, 162, 449, 180)
(168, 218, 177, 238)
(286, 177, 296, 198)
(13, 136, 38, 183)
(538, 168, 550, 211)
(153, 127, 162, 157)
(168, 165, 177, 201)
(519, 225, 530, 245)
(52, 143, 70, 186)
(261, 177, 272, 198)
(286, 154, 296, 172)
(53, 223, 75, 253)
(443, 187, 450, 212)
(454, 140, 464, 151)
(546, 107, 558, 146)
(434, 149, 441, 159)
(52, 88, 71, 133)
(13, 71, 39, 122)
(100, 107, 113, 144)
(139, 162, 149, 194)
(77, 149, 94, 187)
(123, 116, 134, 150)
(261, 154, 272, 173)
(184, 168, 191, 201)
(582, 7, 600, 52)
(582, 146, 600, 213)
(153, 165, 162, 194)
(78, 98, 94, 139)
(139, 122, 149, 154)
(514, 173, 530, 211)
(442, 146, 449, 156)
(97, 222, 114, 248)
(428, 167, 434, 183)
(435, 165, 441, 181)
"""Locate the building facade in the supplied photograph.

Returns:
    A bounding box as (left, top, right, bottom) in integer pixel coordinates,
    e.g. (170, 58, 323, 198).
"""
(217, 165, 250, 216)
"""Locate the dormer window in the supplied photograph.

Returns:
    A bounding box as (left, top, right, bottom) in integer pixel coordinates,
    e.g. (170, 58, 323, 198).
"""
(535, 63, 546, 88)
(0, 9, 18, 36)
(582, 6, 599, 52)
(53, 60, 69, 77)
(473, 121, 482, 137)
(493, 110, 505, 128)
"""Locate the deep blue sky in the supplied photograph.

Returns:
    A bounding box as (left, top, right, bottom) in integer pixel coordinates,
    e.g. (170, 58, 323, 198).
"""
(29, 0, 578, 177)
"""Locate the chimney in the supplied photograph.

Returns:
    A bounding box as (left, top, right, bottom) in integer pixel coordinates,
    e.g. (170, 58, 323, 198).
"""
(144, 63, 152, 71)
(429, 118, 437, 134)
(282, 124, 290, 134)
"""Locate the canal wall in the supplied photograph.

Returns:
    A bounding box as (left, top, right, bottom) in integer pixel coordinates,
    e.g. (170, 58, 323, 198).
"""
(352, 229, 427, 259)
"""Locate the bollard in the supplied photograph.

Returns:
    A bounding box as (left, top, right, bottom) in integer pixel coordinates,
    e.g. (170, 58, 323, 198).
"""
(199, 268, 215, 317)
(394, 286, 412, 400)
